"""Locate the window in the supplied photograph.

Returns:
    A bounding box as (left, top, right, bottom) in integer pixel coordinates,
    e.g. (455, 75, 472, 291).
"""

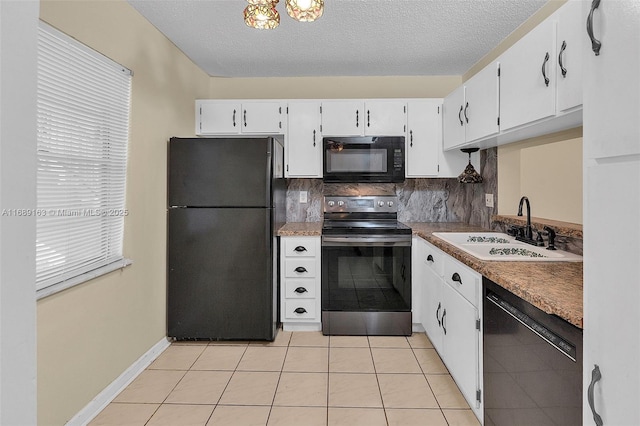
(36, 21, 132, 297)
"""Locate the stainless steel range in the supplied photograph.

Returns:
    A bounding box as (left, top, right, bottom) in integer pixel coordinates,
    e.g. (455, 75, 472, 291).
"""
(321, 195, 412, 336)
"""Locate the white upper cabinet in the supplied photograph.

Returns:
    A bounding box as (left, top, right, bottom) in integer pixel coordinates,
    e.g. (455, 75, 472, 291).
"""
(321, 100, 406, 136)
(406, 99, 441, 177)
(443, 85, 466, 151)
(443, 61, 500, 150)
(500, 18, 557, 131)
(464, 62, 500, 143)
(583, 0, 639, 159)
(196, 100, 284, 135)
(286, 101, 322, 178)
(556, 0, 583, 113)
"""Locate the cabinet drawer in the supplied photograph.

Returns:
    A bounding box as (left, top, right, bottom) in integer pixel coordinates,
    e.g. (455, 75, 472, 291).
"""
(444, 257, 480, 307)
(423, 243, 444, 277)
(283, 299, 317, 320)
(284, 279, 316, 299)
(283, 238, 317, 257)
(284, 259, 316, 278)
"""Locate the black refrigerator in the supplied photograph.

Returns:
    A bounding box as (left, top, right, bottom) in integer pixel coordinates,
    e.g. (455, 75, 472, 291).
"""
(167, 137, 285, 341)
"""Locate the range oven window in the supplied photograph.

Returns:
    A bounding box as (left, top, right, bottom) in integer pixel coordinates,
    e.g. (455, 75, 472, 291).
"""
(321, 244, 411, 313)
(323, 136, 405, 183)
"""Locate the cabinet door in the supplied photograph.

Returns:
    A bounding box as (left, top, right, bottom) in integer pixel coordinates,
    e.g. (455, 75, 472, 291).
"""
(442, 282, 480, 411)
(198, 101, 241, 134)
(500, 18, 557, 131)
(321, 101, 363, 136)
(286, 102, 321, 177)
(364, 100, 407, 136)
(582, 0, 640, 159)
(464, 61, 500, 143)
(406, 100, 440, 177)
(241, 102, 283, 134)
(443, 85, 466, 150)
(556, 0, 583, 113)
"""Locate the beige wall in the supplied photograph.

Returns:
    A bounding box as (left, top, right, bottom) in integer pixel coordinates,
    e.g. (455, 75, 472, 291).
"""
(498, 128, 583, 224)
(209, 75, 461, 99)
(37, 1, 210, 424)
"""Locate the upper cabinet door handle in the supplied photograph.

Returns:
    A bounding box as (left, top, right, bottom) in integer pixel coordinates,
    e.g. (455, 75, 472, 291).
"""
(464, 102, 469, 124)
(542, 52, 550, 87)
(587, 365, 604, 426)
(559, 40, 568, 77)
(458, 105, 464, 126)
(587, 0, 602, 56)
(313, 130, 316, 147)
(410, 130, 413, 147)
(367, 110, 370, 127)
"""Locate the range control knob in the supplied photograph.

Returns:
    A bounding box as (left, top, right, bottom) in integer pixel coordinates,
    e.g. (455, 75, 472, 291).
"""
(338, 201, 345, 207)
(388, 201, 394, 207)
(378, 201, 385, 207)
(328, 200, 335, 207)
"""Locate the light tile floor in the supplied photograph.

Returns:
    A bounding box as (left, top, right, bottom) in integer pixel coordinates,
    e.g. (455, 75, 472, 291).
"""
(90, 331, 481, 426)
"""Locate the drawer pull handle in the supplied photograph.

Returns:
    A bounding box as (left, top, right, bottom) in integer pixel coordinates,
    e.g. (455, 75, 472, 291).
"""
(452, 272, 462, 284)
(294, 246, 307, 253)
(436, 302, 441, 326)
(294, 287, 308, 294)
(442, 308, 447, 335)
(294, 266, 308, 273)
(294, 307, 307, 314)
(588, 365, 604, 426)
(426, 254, 434, 262)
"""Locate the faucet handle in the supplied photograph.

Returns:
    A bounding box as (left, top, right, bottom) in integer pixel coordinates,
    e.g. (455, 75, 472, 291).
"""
(543, 226, 557, 250)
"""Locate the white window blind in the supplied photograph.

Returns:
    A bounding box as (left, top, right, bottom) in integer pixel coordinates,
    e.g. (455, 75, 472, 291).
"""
(36, 21, 132, 292)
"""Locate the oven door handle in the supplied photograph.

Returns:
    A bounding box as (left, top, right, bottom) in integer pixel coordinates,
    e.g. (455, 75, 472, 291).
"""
(322, 235, 412, 247)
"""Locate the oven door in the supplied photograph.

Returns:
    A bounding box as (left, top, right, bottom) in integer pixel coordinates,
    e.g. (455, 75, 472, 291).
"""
(323, 136, 405, 183)
(321, 235, 411, 335)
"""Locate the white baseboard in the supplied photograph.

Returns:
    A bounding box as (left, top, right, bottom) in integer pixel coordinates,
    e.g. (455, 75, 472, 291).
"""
(66, 337, 171, 426)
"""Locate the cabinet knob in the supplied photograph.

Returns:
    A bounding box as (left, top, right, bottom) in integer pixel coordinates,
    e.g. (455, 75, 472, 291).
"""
(294, 307, 307, 314)
(426, 254, 434, 262)
(452, 272, 462, 284)
(294, 287, 308, 294)
(294, 266, 308, 273)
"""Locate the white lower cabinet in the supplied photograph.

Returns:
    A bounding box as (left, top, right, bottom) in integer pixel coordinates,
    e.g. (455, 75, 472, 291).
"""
(417, 238, 483, 422)
(280, 236, 321, 331)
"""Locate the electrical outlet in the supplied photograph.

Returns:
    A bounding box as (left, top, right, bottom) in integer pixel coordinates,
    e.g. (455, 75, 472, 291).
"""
(299, 191, 308, 204)
(485, 193, 494, 208)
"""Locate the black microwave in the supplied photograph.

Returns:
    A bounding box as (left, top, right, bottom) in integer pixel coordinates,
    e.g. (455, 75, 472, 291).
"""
(322, 136, 405, 183)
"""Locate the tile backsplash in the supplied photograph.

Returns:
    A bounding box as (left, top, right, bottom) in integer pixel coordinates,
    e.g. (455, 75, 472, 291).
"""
(286, 148, 497, 229)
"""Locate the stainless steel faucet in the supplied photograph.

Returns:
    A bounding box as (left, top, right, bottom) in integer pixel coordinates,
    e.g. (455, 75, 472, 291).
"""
(517, 196, 533, 241)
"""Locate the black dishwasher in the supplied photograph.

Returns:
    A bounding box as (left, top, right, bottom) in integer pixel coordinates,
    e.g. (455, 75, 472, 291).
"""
(483, 278, 582, 426)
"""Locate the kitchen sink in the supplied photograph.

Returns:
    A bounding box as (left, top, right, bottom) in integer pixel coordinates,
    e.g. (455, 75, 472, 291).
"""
(432, 232, 583, 262)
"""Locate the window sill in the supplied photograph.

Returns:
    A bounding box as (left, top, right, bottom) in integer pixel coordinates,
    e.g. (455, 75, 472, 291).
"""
(36, 258, 133, 300)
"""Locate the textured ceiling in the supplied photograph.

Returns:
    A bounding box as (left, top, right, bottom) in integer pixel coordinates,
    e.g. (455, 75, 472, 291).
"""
(127, 0, 547, 78)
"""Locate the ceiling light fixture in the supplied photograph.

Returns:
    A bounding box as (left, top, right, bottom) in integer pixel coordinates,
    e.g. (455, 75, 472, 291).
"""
(244, 1, 280, 30)
(458, 148, 483, 184)
(286, 0, 324, 22)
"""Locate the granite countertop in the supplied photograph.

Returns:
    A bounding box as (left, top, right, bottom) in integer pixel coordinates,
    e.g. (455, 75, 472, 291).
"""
(277, 221, 583, 329)
(408, 222, 583, 329)
(277, 222, 323, 236)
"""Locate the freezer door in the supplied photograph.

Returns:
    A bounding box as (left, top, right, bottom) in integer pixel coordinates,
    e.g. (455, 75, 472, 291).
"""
(167, 207, 275, 340)
(168, 137, 272, 207)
